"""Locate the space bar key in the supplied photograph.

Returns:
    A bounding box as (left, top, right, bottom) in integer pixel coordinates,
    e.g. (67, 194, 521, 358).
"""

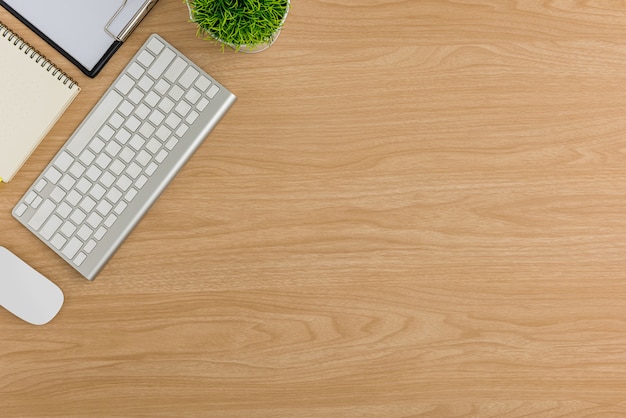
(66, 90, 123, 156)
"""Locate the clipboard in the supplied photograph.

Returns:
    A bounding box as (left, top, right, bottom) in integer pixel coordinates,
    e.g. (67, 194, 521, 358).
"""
(0, 0, 158, 78)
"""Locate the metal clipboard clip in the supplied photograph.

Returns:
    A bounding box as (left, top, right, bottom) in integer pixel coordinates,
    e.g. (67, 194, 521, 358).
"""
(105, 0, 158, 42)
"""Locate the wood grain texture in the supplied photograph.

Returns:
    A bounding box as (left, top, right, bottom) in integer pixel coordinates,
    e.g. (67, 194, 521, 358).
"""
(4, 0, 626, 416)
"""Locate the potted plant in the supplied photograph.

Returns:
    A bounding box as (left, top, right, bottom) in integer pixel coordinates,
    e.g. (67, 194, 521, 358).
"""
(186, 0, 290, 53)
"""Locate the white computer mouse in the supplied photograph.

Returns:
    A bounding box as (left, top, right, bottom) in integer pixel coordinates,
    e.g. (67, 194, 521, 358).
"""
(0, 246, 64, 325)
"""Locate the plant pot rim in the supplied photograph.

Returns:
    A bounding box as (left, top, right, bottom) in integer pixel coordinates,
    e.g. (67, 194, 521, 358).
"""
(186, 0, 290, 53)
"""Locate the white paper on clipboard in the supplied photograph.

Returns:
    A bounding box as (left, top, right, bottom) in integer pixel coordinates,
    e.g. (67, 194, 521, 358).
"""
(1, 0, 154, 72)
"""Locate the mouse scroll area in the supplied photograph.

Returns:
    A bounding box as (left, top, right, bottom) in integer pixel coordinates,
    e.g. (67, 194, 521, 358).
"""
(0, 246, 64, 325)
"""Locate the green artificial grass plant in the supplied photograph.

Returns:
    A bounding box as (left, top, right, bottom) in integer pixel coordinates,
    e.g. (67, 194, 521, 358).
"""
(187, 0, 289, 51)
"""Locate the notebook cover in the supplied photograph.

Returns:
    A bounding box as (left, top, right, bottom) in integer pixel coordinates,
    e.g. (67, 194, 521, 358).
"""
(0, 0, 122, 78)
(0, 21, 80, 182)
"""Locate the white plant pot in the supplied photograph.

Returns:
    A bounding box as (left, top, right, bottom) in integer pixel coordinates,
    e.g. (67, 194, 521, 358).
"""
(186, 0, 290, 53)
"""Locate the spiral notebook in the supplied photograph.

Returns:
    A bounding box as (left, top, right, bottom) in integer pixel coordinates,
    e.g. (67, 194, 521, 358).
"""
(0, 21, 80, 183)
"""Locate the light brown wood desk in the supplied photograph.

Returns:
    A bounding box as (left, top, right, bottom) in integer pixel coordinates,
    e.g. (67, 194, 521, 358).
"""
(4, 1, 626, 416)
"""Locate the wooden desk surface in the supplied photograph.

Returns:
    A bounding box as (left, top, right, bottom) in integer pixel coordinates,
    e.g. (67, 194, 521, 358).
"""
(3, 1, 626, 416)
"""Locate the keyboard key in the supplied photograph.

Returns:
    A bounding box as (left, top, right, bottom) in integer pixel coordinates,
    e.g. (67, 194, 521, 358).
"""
(129, 135, 145, 151)
(41, 215, 62, 240)
(76, 178, 92, 194)
(51, 234, 67, 250)
(116, 128, 132, 144)
(86, 166, 103, 182)
(54, 151, 74, 171)
(105, 141, 122, 157)
(137, 50, 155, 67)
(185, 88, 201, 104)
(136, 103, 151, 119)
(106, 187, 123, 203)
(136, 175, 148, 189)
(126, 115, 141, 132)
(127, 62, 145, 79)
(117, 175, 132, 191)
(110, 159, 126, 176)
(70, 161, 86, 178)
(28, 199, 55, 230)
(90, 184, 106, 200)
(119, 147, 135, 163)
(139, 122, 155, 138)
(115, 74, 134, 95)
(136, 150, 152, 166)
(104, 214, 117, 228)
(60, 174, 76, 191)
(100, 172, 116, 188)
(14, 203, 28, 217)
(79, 150, 96, 166)
(70, 209, 87, 225)
(87, 213, 103, 229)
(60, 222, 77, 237)
(145, 162, 158, 176)
(24, 191, 37, 205)
(114, 201, 128, 215)
(89, 137, 106, 153)
(145, 91, 160, 107)
(138, 76, 154, 92)
(44, 167, 62, 184)
(155, 149, 168, 163)
(165, 113, 181, 129)
(176, 124, 189, 138)
(77, 225, 92, 241)
(186, 111, 199, 124)
(168, 85, 184, 101)
(195, 76, 211, 91)
(97, 201, 113, 216)
(146, 138, 161, 154)
(148, 48, 176, 79)
(146, 37, 164, 54)
(66, 190, 82, 206)
(127, 162, 142, 178)
(74, 252, 87, 267)
(80, 196, 97, 213)
(57, 202, 72, 218)
(95, 154, 111, 170)
(165, 137, 178, 150)
(154, 79, 170, 94)
(197, 97, 209, 111)
(165, 57, 187, 82)
(175, 101, 191, 117)
(84, 240, 97, 253)
(128, 88, 144, 105)
(32, 195, 43, 209)
(119, 100, 134, 116)
(34, 179, 47, 192)
(179, 67, 199, 88)
(149, 109, 165, 126)
(156, 126, 172, 142)
(109, 113, 125, 130)
(207, 85, 220, 98)
(62, 237, 83, 259)
(94, 227, 107, 240)
(158, 97, 175, 113)
(50, 186, 66, 203)
(125, 188, 138, 202)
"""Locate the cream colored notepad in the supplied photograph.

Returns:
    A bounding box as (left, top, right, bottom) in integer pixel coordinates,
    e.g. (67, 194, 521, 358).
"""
(0, 21, 79, 183)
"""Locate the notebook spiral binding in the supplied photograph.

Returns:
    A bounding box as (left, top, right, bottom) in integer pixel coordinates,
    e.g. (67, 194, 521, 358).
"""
(0, 21, 78, 89)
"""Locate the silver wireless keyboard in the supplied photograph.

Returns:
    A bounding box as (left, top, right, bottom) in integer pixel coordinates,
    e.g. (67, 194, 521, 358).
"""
(13, 34, 236, 280)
